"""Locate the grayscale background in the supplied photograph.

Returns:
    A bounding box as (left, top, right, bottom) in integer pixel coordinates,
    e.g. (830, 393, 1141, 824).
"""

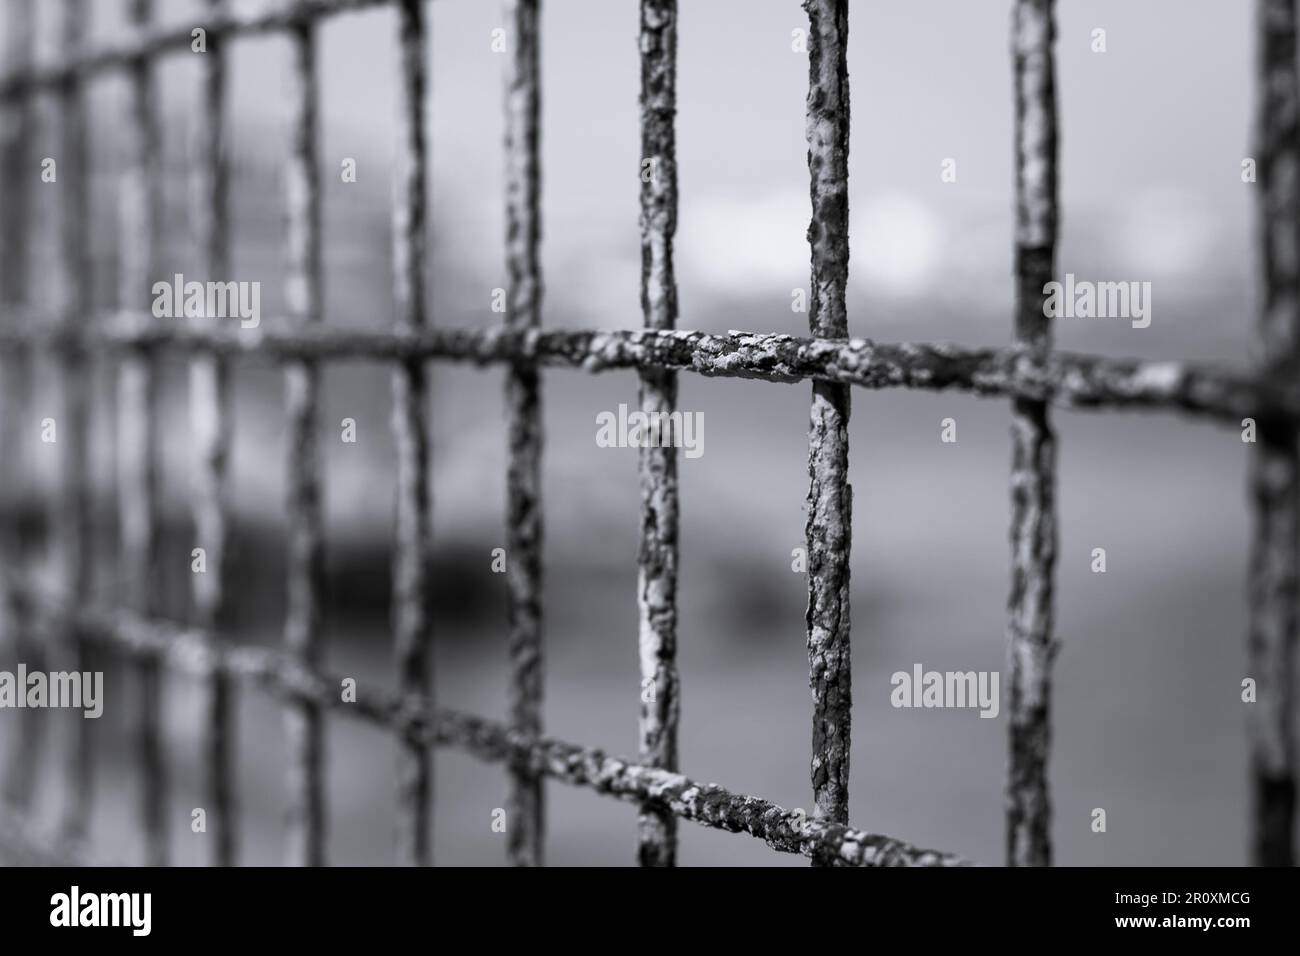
(0, 0, 1262, 865)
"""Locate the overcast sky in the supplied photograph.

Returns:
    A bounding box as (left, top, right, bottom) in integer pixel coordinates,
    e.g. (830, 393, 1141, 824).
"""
(5, 0, 1249, 352)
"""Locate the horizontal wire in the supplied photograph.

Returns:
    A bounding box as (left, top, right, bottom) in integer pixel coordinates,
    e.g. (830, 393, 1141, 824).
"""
(0, 313, 1290, 426)
(0, 582, 968, 868)
(0, 0, 396, 97)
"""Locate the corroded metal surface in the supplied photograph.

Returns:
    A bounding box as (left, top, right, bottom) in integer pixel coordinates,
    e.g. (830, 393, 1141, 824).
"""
(391, 0, 434, 867)
(802, 0, 852, 840)
(283, 4, 327, 868)
(504, 0, 545, 869)
(1249, 0, 1300, 867)
(1006, 0, 1059, 869)
(119, 0, 167, 869)
(0, 0, 39, 818)
(0, 0, 1290, 874)
(637, 0, 681, 868)
(53, 0, 94, 846)
(0, 0, 392, 96)
(18, 591, 968, 868)
(4, 318, 1293, 425)
(191, 0, 236, 867)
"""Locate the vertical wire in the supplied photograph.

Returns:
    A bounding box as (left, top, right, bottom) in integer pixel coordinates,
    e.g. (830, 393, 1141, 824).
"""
(392, 0, 433, 866)
(1006, 0, 1060, 869)
(54, 0, 95, 844)
(503, 0, 545, 868)
(802, 0, 852, 860)
(119, 0, 167, 867)
(0, 0, 39, 815)
(636, 0, 681, 868)
(190, 0, 236, 866)
(1248, 0, 1300, 867)
(283, 4, 327, 867)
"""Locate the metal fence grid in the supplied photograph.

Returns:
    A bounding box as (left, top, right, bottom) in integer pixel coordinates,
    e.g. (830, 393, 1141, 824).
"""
(0, 0, 1294, 867)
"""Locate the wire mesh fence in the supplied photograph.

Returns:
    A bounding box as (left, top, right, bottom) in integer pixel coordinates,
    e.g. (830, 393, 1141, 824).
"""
(0, 0, 1294, 867)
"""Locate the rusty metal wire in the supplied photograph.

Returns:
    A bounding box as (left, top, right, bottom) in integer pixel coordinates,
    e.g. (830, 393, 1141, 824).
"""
(391, 0, 434, 867)
(636, 0, 682, 868)
(191, 0, 237, 867)
(119, 0, 168, 869)
(283, 2, 327, 868)
(0, 0, 1293, 870)
(2, 319, 1289, 426)
(0, 0, 394, 97)
(0, 0, 39, 817)
(1006, 0, 1059, 869)
(1248, 0, 1300, 868)
(503, 0, 545, 869)
(802, 0, 853, 850)
(0, 586, 967, 868)
(52, 0, 95, 846)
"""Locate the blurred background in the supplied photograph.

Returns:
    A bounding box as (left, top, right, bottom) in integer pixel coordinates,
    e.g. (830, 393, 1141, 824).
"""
(0, 0, 1268, 865)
